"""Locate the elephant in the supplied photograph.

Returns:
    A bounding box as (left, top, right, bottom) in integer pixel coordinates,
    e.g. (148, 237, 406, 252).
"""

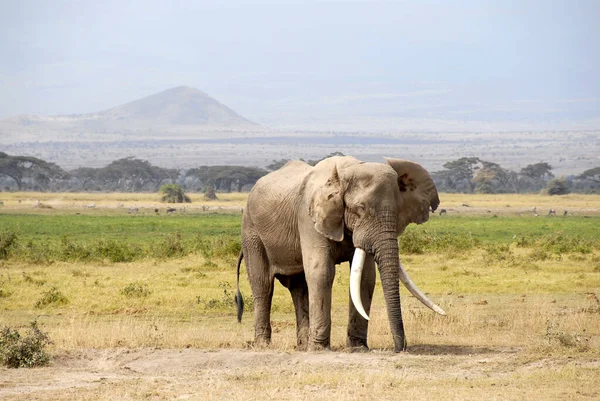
(234, 155, 445, 352)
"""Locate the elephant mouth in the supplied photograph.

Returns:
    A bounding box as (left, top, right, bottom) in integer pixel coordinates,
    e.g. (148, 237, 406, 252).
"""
(349, 248, 447, 320)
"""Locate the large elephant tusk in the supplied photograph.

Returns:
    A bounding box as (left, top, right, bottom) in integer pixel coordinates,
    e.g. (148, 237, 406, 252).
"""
(399, 260, 446, 315)
(350, 248, 370, 320)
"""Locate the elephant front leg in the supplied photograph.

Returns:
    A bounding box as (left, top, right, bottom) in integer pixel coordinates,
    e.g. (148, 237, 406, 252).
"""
(304, 253, 336, 351)
(347, 253, 376, 352)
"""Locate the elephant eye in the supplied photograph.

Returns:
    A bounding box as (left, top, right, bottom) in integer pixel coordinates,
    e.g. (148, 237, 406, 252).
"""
(354, 203, 366, 215)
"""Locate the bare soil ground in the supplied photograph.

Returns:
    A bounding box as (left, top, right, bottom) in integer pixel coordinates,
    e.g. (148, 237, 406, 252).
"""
(2, 346, 598, 400)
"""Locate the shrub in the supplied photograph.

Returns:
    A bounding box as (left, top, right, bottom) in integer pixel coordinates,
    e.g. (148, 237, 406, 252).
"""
(0, 231, 18, 259)
(159, 184, 191, 203)
(545, 319, 589, 351)
(121, 282, 151, 298)
(60, 235, 92, 261)
(544, 177, 570, 196)
(203, 183, 218, 200)
(212, 235, 242, 259)
(94, 239, 139, 263)
(35, 287, 69, 308)
(153, 232, 185, 259)
(399, 229, 479, 255)
(483, 243, 516, 266)
(0, 320, 52, 368)
(537, 233, 594, 255)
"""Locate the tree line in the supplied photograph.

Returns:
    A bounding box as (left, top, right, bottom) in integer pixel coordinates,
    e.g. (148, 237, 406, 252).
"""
(1, 151, 599, 194)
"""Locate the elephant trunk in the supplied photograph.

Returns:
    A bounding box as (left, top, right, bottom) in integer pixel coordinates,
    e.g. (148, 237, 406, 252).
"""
(374, 233, 407, 352)
(350, 212, 446, 352)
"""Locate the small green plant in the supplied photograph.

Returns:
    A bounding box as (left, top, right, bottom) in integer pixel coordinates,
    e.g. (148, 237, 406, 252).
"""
(0, 320, 52, 368)
(121, 282, 151, 298)
(35, 287, 69, 308)
(159, 184, 191, 203)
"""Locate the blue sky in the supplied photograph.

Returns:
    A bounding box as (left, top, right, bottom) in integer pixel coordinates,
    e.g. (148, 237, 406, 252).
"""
(1, 0, 599, 126)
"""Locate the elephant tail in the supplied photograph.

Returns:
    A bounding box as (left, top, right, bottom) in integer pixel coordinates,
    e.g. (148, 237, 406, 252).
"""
(234, 251, 244, 323)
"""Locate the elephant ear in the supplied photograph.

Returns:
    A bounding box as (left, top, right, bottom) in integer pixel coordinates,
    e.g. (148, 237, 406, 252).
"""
(385, 158, 440, 227)
(308, 166, 345, 241)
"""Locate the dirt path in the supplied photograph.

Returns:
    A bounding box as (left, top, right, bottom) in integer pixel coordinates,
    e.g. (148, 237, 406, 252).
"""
(1, 347, 598, 400)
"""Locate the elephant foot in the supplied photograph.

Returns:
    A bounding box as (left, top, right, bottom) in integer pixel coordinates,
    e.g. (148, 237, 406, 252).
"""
(347, 336, 369, 353)
(308, 341, 331, 352)
(296, 337, 309, 352)
(253, 336, 271, 349)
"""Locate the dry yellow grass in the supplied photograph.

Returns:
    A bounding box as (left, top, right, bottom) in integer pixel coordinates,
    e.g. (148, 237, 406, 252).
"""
(0, 191, 246, 212)
(439, 193, 600, 215)
(1, 192, 599, 400)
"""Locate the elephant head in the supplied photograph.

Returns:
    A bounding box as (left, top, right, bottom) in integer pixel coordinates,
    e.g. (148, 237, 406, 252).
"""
(308, 156, 445, 351)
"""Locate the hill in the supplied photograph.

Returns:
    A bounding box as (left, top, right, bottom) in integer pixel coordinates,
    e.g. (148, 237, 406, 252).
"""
(0, 86, 257, 141)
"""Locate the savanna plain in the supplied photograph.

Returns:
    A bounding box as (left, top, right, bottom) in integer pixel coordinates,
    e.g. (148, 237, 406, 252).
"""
(0, 192, 599, 400)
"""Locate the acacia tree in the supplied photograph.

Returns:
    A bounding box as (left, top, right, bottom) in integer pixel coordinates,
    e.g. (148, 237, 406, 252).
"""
(578, 167, 600, 184)
(70, 167, 98, 190)
(186, 166, 268, 192)
(93, 157, 177, 192)
(432, 157, 481, 193)
(0, 152, 68, 190)
(473, 161, 518, 193)
(519, 162, 554, 192)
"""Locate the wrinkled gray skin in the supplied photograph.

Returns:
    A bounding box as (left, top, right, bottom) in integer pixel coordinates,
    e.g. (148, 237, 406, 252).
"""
(235, 156, 440, 352)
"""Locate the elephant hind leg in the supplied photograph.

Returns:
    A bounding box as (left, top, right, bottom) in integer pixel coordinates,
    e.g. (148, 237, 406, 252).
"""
(243, 237, 274, 347)
(278, 273, 309, 351)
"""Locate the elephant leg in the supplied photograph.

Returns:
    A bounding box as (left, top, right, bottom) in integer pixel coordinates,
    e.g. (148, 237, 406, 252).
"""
(277, 273, 310, 350)
(303, 249, 336, 351)
(244, 237, 274, 347)
(347, 253, 376, 351)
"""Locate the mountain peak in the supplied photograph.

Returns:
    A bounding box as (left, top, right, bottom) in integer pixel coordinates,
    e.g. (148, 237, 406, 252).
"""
(100, 86, 255, 127)
(0, 86, 257, 137)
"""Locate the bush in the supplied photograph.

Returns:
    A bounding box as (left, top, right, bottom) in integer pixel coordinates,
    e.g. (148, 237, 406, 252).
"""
(94, 239, 139, 263)
(544, 177, 570, 196)
(0, 231, 18, 259)
(35, 287, 69, 308)
(515, 233, 595, 255)
(159, 184, 191, 203)
(399, 229, 479, 255)
(0, 320, 52, 368)
(482, 243, 516, 266)
(121, 282, 151, 298)
(203, 183, 218, 200)
(153, 232, 185, 259)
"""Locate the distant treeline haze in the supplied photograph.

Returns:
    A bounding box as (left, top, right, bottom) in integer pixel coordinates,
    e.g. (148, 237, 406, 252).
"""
(0, 151, 599, 195)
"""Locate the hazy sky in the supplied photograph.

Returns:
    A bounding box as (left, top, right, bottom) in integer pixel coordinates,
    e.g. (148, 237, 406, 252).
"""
(1, 0, 599, 126)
